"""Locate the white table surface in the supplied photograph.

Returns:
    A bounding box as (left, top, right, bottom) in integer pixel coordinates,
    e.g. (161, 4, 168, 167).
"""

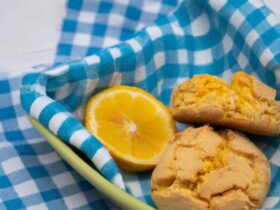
(0, 0, 279, 74)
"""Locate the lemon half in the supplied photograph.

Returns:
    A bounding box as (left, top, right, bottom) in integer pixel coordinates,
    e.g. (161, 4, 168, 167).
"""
(85, 86, 176, 172)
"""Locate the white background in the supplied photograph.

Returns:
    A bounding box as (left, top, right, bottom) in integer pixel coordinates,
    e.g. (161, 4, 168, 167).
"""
(0, 0, 279, 74)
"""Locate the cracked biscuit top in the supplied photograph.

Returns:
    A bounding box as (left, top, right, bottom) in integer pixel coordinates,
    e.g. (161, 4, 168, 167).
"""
(151, 125, 271, 210)
(170, 71, 280, 136)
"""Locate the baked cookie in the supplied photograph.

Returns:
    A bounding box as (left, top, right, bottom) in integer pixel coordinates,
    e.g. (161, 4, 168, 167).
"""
(151, 126, 271, 210)
(170, 71, 280, 136)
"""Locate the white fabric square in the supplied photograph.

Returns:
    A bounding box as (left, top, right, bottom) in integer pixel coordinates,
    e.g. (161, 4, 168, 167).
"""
(135, 65, 146, 83)
(114, 0, 130, 5)
(0, 122, 3, 132)
(109, 72, 122, 86)
(209, 0, 227, 11)
(14, 180, 39, 197)
(55, 83, 72, 100)
(27, 203, 48, 210)
(73, 33, 91, 46)
(176, 77, 189, 85)
(48, 112, 70, 134)
(52, 172, 76, 188)
(222, 34, 233, 54)
(245, 29, 259, 47)
(142, 1, 161, 14)
(154, 52, 165, 69)
(271, 149, 280, 166)
(274, 67, 280, 84)
(85, 79, 98, 95)
(267, 13, 280, 27)
(34, 84, 46, 95)
(238, 52, 248, 68)
(126, 180, 143, 197)
(103, 37, 119, 48)
(91, 147, 111, 168)
(249, 0, 263, 8)
(262, 197, 280, 208)
(191, 13, 210, 36)
(260, 48, 274, 66)
(146, 26, 163, 41)
(17, 116, 32, 130)
(11, 90, 20, 105)
(64, 193, 87, 209)
(222, 69, 233, 83)
(194, 49, 212, 65)
(157, 79, 163, 95)
(230, 10, 245, 28)
(30, 96, 53, 119)
(79, 11, 96, 24)
(44, 65, 69, 76)
(85, 55, 100, 65)
(38, 152, 60, 165)
(109, 47, 122, 59)
(70, 129, 91, 148)
(127, 39, 142, 53)
(2, 157, 24, 174)
(108, 13, 125, 27)
(177, 49, 188, 64)
(170, 22, 184, 35)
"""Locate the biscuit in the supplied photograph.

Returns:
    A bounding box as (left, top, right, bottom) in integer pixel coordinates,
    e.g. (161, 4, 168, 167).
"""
(170, 71, 280, 136)
(151, 126, 271, 210)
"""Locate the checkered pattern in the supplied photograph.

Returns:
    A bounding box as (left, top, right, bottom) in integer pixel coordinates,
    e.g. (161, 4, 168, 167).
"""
(56, 0, 180, 64)
(0, 75, 120, 210)
(2, 0, 280, 210)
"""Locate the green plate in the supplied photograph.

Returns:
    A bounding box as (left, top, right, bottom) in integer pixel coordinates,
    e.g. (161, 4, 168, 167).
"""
(28, 116, 155, 210)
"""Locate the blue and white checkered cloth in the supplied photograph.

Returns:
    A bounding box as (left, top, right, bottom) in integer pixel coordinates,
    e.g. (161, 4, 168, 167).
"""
(1, 0, 280, 209)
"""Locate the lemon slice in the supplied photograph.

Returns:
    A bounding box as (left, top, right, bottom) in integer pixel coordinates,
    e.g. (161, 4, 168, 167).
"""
(85, 86, 176, 172)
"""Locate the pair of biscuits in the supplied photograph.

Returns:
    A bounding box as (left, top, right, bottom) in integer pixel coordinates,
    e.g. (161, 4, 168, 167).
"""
(151, 72, 274, 210)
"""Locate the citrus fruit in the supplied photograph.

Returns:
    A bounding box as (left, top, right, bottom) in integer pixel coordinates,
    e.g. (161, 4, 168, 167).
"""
(85, 86, 176, 172)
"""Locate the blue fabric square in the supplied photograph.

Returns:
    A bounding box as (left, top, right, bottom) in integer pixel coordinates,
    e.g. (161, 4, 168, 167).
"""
(120, 28, 135, 40)
(92, 24, 107, 36)
(162, 0, 178, 6)
(0, 176, 11, 188)
(4, 199, 25, 210)
(57, 43, 72, 56)
(125, 6, 141, 21)
(28, 166, 49, 179)
(62, 20, 77, 32)
(68, 0, 83, 10)
(89, 200, 110, 210)
(0, 80, 10, 94)
(14, 144, 36, 156)
(247, 9, 265, 28)
(262, 28, 279, 46)
(5, 130, 24, 141)
(41, 189, 62, 202)
(0, 106, 16, 120)
(86, 47, 100, 55)
(99, 2, 113, 13)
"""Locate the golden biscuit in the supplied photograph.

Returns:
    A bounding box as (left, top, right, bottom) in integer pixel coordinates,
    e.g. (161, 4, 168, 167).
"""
(151, 126, 271, 210)
(170, 71, 280, 136)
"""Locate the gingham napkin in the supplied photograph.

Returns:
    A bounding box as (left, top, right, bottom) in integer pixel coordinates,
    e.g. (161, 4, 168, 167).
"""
(2, 0, 280, 210)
